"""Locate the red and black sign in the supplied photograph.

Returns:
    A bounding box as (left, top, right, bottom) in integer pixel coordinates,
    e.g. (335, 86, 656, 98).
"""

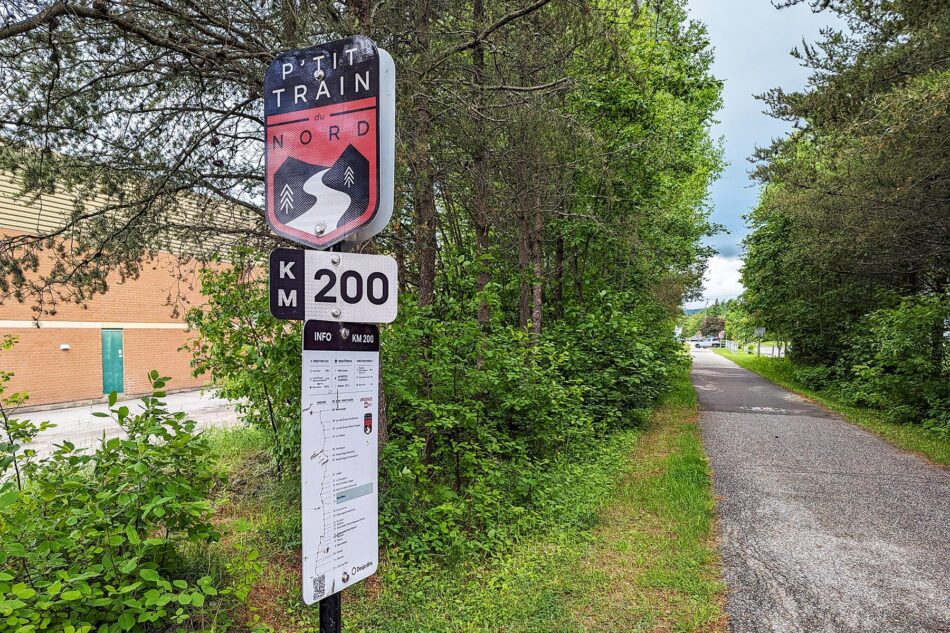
(265, 36, 381, 249)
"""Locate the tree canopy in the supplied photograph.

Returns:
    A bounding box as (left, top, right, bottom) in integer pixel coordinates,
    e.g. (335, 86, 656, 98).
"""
(741, 0, 948, 426)
(0, 0, 722, 325)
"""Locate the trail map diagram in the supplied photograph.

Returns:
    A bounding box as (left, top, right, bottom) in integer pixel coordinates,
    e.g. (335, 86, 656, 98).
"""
(301, 321, 379, 604)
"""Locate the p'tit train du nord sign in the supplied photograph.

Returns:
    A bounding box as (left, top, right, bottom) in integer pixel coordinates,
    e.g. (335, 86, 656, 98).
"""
(264, 35, 395, 250)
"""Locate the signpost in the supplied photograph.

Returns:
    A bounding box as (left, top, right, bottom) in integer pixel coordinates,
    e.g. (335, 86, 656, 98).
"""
(754, 327, 766, 357)
(264, 36, 396, 633)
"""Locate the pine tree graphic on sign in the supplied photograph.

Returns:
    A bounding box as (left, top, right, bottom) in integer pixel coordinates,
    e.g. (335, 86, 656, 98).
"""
(280, 183, 294, 214)
(343, 166, 355, 188)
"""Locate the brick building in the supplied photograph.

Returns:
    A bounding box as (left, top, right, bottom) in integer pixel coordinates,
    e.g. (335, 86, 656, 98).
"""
(0, 175, 208, 408)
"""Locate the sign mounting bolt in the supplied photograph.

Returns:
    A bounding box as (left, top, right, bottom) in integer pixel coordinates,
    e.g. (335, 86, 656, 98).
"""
(331, 255, 341, 265)
(314, 69, 325, 81)
(315, 223, 326, 236)
(340, 328, 350, 340)
(331, 308, 342, 318)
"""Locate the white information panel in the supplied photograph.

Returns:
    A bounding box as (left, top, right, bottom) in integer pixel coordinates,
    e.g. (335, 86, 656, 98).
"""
(301, 320, 379, 604)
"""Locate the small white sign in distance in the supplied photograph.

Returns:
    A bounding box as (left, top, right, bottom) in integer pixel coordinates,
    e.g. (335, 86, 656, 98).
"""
(269, 248, 398, 324)
(301, 320, 379, 604)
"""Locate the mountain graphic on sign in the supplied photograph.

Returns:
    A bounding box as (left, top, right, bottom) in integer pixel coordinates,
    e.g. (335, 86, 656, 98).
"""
(320, 145, 370, 227)
(275, 146, 370, 236)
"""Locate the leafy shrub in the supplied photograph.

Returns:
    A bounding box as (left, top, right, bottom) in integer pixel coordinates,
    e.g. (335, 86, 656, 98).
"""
(379, 298, 591, 560)
(553, 294, 682, 433)
(187, 258, 684, 562)
(185, 250, 302, 478)
(792, 365, 838, 391)
(837, 295, 949, 428)
(0, 372, 231, 632)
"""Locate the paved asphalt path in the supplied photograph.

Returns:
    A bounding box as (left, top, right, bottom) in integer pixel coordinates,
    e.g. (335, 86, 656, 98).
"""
(24, 389, 240, 459)
(691, 348, 950, 633)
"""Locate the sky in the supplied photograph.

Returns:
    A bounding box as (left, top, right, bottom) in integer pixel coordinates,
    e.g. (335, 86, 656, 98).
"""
(684, 0, 845, 308)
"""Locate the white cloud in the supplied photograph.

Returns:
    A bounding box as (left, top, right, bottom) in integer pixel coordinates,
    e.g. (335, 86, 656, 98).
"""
(685, 256, 744, 309)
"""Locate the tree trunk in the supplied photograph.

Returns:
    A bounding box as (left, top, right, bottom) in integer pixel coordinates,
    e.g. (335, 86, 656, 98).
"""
(351, 0, 373, 32)
(412, 0, 436, 308)
(472, 0, 491, 329)
(530, 184, 543, 341)
(552, 233, 564, 321)
(518, 207, 531, 328)
(279, 0, 297, 43)
(411, 0, 436, 467)
(394, 215, 407, 294)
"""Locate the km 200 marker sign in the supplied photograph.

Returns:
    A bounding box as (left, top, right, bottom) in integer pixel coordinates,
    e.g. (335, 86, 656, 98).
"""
(269, 247, 398, 324)
(265, 36, 395, 249)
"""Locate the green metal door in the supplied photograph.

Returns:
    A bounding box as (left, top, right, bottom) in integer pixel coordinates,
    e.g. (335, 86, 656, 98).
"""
(101, 329, 124, 394)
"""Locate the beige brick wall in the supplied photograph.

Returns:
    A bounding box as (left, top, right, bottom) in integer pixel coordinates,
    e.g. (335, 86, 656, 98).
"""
(2, 328, 103, 406)
(0, 176, 244, 407)
(1, 230, 205, 323)
(123, 329, 203, 396)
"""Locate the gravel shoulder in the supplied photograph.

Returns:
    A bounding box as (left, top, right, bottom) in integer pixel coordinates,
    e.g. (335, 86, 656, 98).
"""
(691, 348, 950, 633)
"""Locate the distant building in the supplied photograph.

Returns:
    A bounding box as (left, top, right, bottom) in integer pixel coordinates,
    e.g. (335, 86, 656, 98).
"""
(0, 175, 208, 408)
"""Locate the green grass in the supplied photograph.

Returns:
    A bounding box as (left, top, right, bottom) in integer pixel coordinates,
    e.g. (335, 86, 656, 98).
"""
(713, 348, 950, 466)
(564, 367, 725, 633)
(204, 368, 726, 632)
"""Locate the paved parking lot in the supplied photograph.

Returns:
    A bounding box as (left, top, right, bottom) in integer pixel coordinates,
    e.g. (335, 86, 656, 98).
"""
(21, 390, 241, 458)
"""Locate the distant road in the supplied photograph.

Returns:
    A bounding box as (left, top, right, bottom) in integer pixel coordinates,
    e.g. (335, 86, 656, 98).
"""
(691, 348, 950, 632)
(24, 390, 241, 459)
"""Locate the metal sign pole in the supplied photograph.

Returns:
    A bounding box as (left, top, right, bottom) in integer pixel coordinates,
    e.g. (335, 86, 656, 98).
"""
(265, 36, 395, 633)
(318, 241, 344, 633)
(320, 593, 342, 633)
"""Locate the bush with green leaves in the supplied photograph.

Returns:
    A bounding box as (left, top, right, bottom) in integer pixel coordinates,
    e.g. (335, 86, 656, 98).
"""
(185, 250, 301, 478)
(378, 298, 592, 560)
(0, 335, 53, 491)
(837, 295, 949, 431)
(0, 370, 233, 632)
(792, 365, 839, 392)
(553, 295, 683, 434)
(187, 258, 684, 561)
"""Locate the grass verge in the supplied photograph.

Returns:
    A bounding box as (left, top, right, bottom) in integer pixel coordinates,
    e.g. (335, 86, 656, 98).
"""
(712, 348, 949, 466)
(566, 366, 726, 633)
(204, 366, 725, 631)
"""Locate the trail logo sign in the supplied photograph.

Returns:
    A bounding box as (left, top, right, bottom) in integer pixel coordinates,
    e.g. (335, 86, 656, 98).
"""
(265, 36, 395, 249)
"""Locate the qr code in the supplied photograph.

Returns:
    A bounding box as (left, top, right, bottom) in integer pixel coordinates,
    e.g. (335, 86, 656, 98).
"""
(312, 574, 326, 598)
